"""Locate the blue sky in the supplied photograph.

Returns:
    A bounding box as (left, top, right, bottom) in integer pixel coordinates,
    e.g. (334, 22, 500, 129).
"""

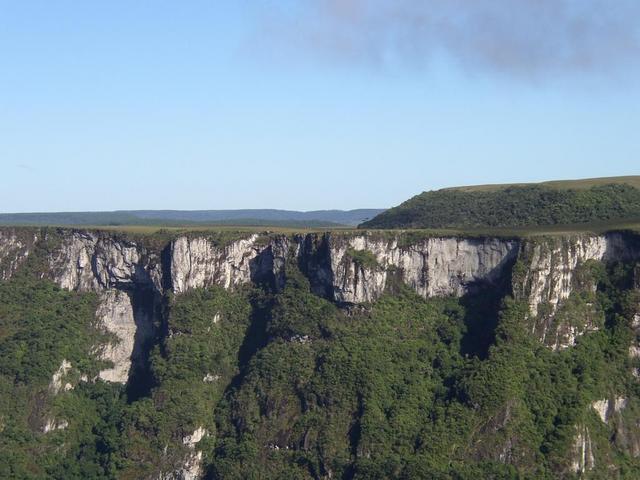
(1, 1, 639, 212)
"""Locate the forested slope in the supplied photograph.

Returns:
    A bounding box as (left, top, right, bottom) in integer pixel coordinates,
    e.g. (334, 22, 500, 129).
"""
(1, 227, 640, 479)
(361, 177, 640, 230)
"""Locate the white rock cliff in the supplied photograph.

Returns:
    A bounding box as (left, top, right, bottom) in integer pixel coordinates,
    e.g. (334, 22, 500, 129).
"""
(48, 231, 161, 383)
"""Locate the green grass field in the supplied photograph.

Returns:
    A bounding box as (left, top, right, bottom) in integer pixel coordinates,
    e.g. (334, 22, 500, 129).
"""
(28, 218, 640, 240)
(69, 224, 352, 235)
(442, 175, 640, 193)
(4, 177, 639, 235)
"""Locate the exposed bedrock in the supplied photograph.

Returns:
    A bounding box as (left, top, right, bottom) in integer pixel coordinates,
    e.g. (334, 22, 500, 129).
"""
(170, 233, 520, 304)
(513, 232, 640, 349)
(298, 233, 520, 303)
(167, 230, 638, 350)
(2, 228, 640, 360)
(49, 231, 163, 292)
(169, 234, 291, 293)
(0, 228, 38, 281)
(48, 231, 162, 384)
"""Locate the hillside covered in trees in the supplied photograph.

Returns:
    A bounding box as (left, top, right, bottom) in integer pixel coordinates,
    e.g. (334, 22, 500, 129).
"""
(361, 176, 640, 230)
(2, 226, 640, 479)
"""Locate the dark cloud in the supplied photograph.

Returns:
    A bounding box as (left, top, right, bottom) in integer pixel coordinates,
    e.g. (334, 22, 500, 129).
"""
(265, 0, 640, 79)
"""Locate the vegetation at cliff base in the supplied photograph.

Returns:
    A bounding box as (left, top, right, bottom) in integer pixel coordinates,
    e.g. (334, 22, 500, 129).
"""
(1, 231, 640, 478)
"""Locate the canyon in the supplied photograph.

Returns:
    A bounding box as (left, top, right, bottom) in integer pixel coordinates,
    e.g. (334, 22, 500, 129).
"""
(2, 226, 640, 479)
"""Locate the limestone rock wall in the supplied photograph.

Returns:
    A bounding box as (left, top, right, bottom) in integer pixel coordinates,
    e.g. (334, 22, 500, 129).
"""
(170, 234, 284, 293)
(2, 228, 640, 380)
(0, 228, 37, 281)
(48, 231, 162, 292)
(47, 231, 162, 384)
(570, 424, 595, 475)
(94, 290, 155, 383)
(514, 232, 640, 349)
(299, 234, 519, 304)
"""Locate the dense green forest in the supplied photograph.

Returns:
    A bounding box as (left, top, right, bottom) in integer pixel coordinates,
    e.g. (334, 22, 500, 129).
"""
(361, 183, 640, 230)
(2, 234, 640, 479)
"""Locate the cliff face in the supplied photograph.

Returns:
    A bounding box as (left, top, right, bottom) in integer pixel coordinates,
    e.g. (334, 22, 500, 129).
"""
(46, 231, 163, 383)
(168, 233, 519, 304)
(48, 231, 163, 292)
(514, 233, 640, 349)
(2, 226, 640, 478)
(169, 234, 290, 293)
(298, 234, 519, 303)
(0, 229, 523, 391)
(5, 229, 639, 371)
(0, 228, 38, 281)
(165, 231, 640, 351)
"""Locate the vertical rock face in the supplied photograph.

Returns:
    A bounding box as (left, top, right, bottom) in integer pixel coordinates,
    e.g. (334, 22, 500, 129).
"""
(47, 231, 162, 384)
(2, 227, 640, 385)
(570, 425, 595, 475)
(169, 233, 519, 303)
(49, 231, 162, 292)
(94, 290, 154, 383)
(170, 234, 284, 293)
(515, 233, 640, 349)
(301, 234, 520, 304)
(0, 229, 37, 281)
(592, 397, 628, 424)
(516, 235, 608, 319)
(49, 359, 73, 395)
(526, 232, 640, 312)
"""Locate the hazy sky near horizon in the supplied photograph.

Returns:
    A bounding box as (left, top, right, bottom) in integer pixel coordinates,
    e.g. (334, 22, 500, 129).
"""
(1, 0, 639, 212)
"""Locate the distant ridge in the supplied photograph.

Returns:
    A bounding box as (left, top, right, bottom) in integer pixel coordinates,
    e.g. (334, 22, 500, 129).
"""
(0, 208, 385, 228)
(442, 175, 640, 193)
(361, 175, 640, 230)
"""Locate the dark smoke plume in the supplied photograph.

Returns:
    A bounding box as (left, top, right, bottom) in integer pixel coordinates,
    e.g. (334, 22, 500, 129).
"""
(263, 0, 640, 78)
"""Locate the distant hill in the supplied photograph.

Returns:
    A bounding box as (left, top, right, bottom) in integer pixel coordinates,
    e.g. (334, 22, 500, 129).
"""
(360, 176, 640, 230)
(0, 208, 385, 228)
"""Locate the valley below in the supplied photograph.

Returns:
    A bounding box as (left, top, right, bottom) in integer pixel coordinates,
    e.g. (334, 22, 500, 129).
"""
(2, 225, 640, 478)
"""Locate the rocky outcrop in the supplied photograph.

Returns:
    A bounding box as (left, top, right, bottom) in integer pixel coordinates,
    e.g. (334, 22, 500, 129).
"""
(516, 235, 607, 318)
(0, 228, 37, 281)
(592, 397, 628, 424)
(300, 234, 519, 304)
(570, 424, 595, 475)
(48, 231, 162, 292)
(515, 233, 640, 349)
(202, 373, 219, 383)
(159, 428, 208, 480)
(169, 233, 518, 303)
(94, 290, 154, 383)
(42, 417, 69, 433)
(171, 235, 257, 293)
(3, 228, 640, 369)
(170, 234, 290, 293)
(182, 427, 207, 448)
(49, 359, 73, 395)
(33, 229, 640, 314)
(48, 231, 161, 384)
